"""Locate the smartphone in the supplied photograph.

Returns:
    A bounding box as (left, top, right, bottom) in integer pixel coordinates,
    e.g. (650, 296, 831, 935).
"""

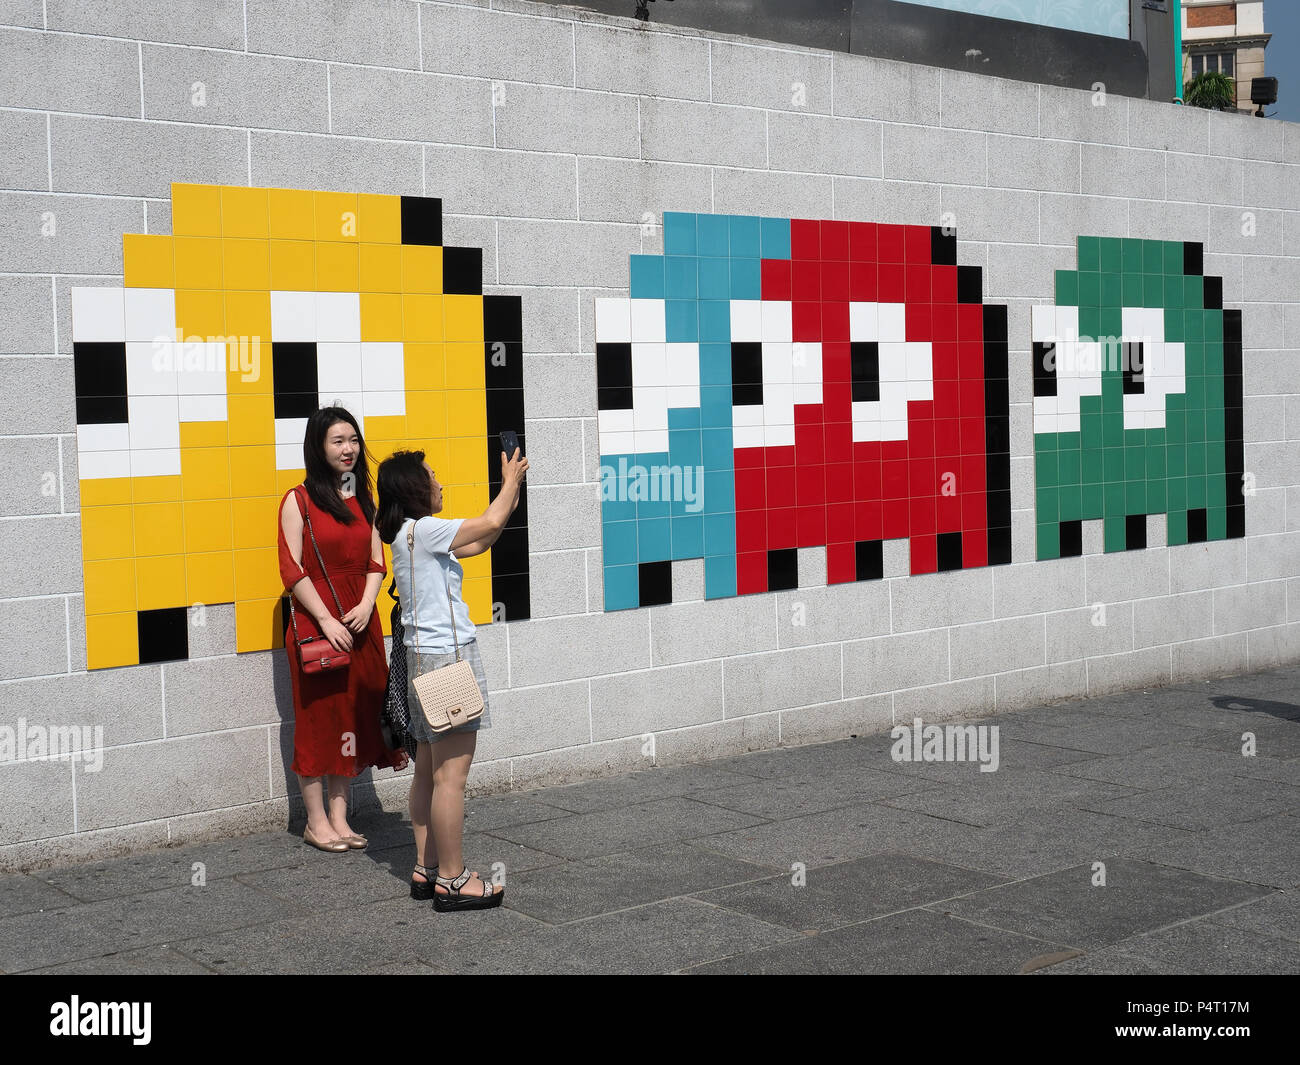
(500, 429, 521, 461)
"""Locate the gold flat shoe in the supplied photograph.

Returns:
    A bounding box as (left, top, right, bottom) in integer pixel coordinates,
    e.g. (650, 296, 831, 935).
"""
(303, 827, 349, 852)
(343, 834, 368, 850)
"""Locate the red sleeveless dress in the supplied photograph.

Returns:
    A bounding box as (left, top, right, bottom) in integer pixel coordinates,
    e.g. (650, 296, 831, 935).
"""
(277, 486, 403, 778)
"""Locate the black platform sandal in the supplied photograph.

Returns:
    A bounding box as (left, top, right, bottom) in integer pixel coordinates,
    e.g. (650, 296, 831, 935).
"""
(411, 863, 480, 900)
(433, 867, 503, 912)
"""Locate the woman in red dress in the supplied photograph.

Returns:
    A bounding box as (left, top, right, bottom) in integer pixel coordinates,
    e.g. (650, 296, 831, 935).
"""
(277, 406, 406, 852)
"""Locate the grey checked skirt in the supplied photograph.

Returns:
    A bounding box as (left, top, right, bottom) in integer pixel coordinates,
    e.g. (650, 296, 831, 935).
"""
(405, 639, 492, 744)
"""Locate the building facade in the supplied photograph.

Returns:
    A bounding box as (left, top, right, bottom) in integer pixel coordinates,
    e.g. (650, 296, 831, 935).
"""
(1182, 1, 1271, 111)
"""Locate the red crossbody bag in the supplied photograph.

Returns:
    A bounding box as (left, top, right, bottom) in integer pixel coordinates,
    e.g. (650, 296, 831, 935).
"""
(286, 487, 352, 674)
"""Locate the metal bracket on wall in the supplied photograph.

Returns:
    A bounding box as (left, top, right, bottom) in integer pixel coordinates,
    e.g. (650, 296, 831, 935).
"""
(1142, 1, 1168, 11)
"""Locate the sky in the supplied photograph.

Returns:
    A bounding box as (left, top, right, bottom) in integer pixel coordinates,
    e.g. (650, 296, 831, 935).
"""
(1262, 0, 1298, 122)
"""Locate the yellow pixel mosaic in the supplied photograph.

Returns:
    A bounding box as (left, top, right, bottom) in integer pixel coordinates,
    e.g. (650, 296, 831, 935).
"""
(72, 182, 529, 670)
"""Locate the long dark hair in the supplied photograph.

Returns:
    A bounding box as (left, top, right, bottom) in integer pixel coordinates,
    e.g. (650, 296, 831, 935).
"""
(302, 406, 376, 526)
(376, 449, 434, 544)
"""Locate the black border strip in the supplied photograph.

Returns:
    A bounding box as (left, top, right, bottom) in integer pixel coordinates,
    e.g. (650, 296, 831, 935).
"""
(983, 303, 1012, 565)
(483, 294, 531, 622)
(1223, 308, 1245, 540)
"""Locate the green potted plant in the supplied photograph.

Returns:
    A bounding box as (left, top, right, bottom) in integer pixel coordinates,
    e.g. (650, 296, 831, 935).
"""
(1184, 71, 1237, 110)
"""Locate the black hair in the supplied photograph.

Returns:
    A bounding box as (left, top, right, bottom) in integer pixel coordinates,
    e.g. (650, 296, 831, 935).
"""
(376, 449, 434, 544)
(301, 406, 376, 526)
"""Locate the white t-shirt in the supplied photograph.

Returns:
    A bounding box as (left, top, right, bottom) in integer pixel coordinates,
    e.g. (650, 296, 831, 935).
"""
(391, 515, 476, 657)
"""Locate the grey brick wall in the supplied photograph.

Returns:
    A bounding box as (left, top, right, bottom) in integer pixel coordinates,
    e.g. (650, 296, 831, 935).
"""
(1, 0, 1298, 869)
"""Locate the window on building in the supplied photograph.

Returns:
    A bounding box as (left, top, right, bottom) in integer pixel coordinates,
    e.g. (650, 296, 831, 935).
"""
(1191, 52, 1235, 78)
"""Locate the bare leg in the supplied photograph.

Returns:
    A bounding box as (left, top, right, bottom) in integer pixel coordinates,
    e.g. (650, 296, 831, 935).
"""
(299, 774, 342, 843)
(431, 732, 498, 898)
(326, 775, 355, 838)
(409, 742, 437, 882)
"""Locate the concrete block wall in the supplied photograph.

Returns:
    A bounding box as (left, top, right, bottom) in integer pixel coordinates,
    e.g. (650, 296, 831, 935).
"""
(1, 0, 1298, 868)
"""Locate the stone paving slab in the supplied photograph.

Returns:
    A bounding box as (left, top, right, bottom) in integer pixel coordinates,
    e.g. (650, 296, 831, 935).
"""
(166, 897, 544, 975)
(690, 851, 1009, 933)
(1121, 812, 1300, 890)
(1202, 889, 1300, 943)
(1042, 919, 1300, 975)
(500, 840, 774, 924)
(511, 763, 765, 814)
(683, 907, 1075, 975)
(0, 872, 81, 919)
(1075, 776, 1299, 831)
(878, 769, 1140, 828)
(485, 795, 769, 861)
(2, 663, 1297, 974)
(929, 858, 1273, 950)
(432, 896, 802, 976)
(0, 878, 301, 973)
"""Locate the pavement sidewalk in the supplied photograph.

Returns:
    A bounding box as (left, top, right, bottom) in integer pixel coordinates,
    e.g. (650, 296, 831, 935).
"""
(2, 665, 1297, 974)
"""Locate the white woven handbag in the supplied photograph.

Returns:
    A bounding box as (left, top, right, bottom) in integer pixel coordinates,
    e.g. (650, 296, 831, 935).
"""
(406, 521, 485, 732)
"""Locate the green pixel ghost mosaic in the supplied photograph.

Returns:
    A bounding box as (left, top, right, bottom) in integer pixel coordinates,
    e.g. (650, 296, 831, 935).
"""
(1031, 236, 1244, 560)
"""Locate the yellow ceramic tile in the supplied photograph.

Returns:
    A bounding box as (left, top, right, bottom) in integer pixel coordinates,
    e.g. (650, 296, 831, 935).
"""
(180, 420, 228, 448)
(133, 501, 184, 557)
(276, 468, 306, 495)
(136, 554, 186, 611)
(186, 550, 235, 604)
(173, 236, 224, 290)
(86, 611, 139, 669)
(316, 241, 359, 292)
(229, 444, 278, 496)
(224, 290, 271, 345)
(460, 481, 489, 514)
(444, 343, 485, 389)
(221, 186, 270, 239)
(443, 294, 484, 342)
(236, 597, 284, 653)
(447, 437, 484, 485)
(359, 242, 402, 292)
(462, 576, 491, 624)
(269, 239, 316, 290)
(268, 187, 316, 240)
(227, 393, 275, 445)
(404, 343, 445, 390)
(83, 557, 136, 615)
(358, 192, 401, 244)
(314, 191, 359, 243)
(174, 289, 226, 339)
(124, 233, 175, 289)
(183, 499, 233, 553)
(363, 414, 406, 443)
(447, 393, 487, 437)
(234, 547, 282, 600)
(180, 447, 231, 500)
(81, 477, 132, 507)
(460, 550, 490, 581)
(360, 292, 402, 341)
(222, 238, 271, 291)
(402, 244, 442, 293)
(232, 338, 272, 396)
(171, 183, 222, 237)
(405, 391, 447, 437)
(403, 293, 443, 341)
(81, 504, 134, 561)
(422, 440, 450, 480)
(132, 474, 182, 504)
(231, 496, 280, 550)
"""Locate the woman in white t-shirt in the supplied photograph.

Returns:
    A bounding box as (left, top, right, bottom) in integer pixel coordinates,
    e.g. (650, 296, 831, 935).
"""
(377, 446, 528, 911)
